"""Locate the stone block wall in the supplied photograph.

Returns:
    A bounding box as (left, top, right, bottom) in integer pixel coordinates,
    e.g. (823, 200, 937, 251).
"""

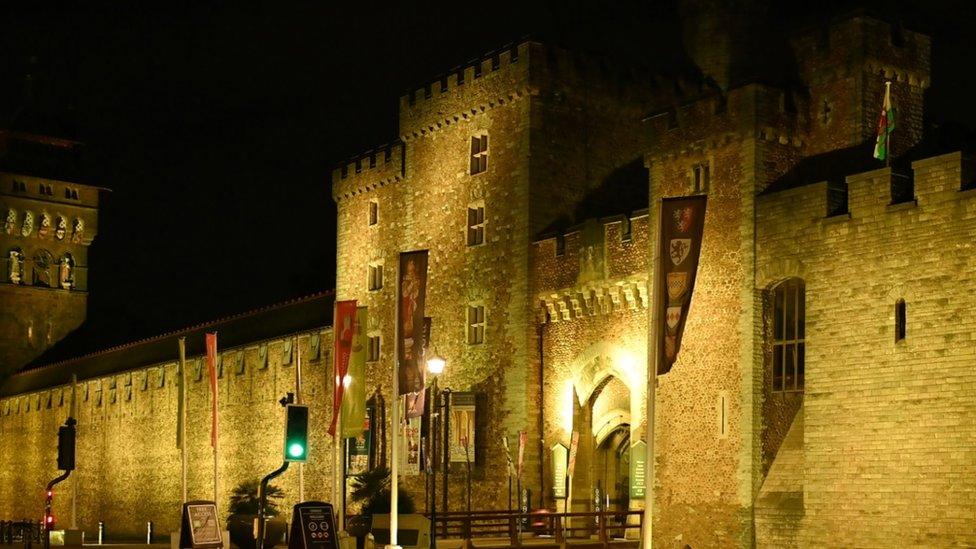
(333, 40, 667, 513)
(755, 151, 976, 546)
(0, 172, 99, 375)
(0, 329, 336, 540)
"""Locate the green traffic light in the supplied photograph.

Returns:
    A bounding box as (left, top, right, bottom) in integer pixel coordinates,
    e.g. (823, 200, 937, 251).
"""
(288, 443, 305, 459)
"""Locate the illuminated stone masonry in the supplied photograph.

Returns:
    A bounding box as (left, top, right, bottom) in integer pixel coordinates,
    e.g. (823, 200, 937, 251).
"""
(0, 295, 336, 540)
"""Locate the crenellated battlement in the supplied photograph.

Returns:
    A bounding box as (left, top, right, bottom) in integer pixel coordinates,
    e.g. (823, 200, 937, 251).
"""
(792, 13, 930, 88)
(398, 40, 696, 140)
(398, 41, 532, 139)
(645, 83, 805, 162)
(531, 211, 650, 299)
(330, 140, 405, 201)
(758, 151, 976, 223)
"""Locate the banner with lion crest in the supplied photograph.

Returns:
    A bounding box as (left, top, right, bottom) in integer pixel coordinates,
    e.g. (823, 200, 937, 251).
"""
(657, 195, 707, 375)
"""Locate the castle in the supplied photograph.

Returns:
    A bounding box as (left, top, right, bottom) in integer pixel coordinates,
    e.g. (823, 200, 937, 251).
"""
(3, 6, 976, 548)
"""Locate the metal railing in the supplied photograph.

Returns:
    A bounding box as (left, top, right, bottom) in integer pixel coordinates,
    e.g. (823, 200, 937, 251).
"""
(349, 509, 643, 548)
(0, 521, 42, 546)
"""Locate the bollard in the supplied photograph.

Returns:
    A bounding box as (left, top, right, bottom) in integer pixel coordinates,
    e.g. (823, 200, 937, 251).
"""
(146, 522, 153, 544)
(97, 522, 103, 545)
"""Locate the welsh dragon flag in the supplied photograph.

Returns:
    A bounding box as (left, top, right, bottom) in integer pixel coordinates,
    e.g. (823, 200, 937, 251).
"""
(873, 81, 895, 161)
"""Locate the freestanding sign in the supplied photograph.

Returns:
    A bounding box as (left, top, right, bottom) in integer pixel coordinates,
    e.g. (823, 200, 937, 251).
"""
(288, 502, 338, 549)
(180, 501, 223, 549)
(629, 441, 647, 499)
(551, 444, 568, 500)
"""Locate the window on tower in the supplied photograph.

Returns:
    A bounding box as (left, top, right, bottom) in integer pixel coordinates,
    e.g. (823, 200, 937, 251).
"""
(367, 335, 381, 362)
(470, 134, 488, 175)
(368, 262, 384, 291)
(467, 303, 485, 345)
(693, 162, 710, 194)
(369, 200, 378, 226)
(771, 278, 805, 393)
(467, 202, 485, 246)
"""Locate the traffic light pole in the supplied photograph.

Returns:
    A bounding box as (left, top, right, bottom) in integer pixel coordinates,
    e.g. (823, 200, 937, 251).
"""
(45, 417, 77, 549)
(256, 461, 289, 549)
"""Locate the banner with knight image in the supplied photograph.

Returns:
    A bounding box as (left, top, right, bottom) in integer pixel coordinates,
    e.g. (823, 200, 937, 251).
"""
(398, 415, 422, 475)
(448, 392, 476, 463)
(658, 195, 707, 375)
(397, 251, 428, 395)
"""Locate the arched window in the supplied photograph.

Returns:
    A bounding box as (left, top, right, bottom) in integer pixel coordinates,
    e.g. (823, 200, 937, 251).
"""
(772, 278, 805, 392)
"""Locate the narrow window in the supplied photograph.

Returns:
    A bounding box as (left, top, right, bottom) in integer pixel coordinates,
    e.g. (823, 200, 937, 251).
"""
(693, 162, 710, 193)
(467, 203, 485, 246)
(368, 262, 384, 291)
(369, 200, 379, 226)
(470, 134, 488, 175)
(467, 304, 485, 344)
(895, 299, 906, 342)
(771, 279, 805, 393)
(367, 335, 381, 362)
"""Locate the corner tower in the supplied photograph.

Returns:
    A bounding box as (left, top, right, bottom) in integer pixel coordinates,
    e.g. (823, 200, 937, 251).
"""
(0, 131, 99, 375)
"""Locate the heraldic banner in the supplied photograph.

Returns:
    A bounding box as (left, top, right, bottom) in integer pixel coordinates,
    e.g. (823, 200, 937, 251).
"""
(329, 300, 357, 436)
(397, 250, 429, 395)
(658, 195, 707, 375)
(340, 307, 368, 438)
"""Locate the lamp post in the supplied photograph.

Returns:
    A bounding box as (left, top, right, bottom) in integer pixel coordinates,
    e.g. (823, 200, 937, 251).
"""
(425, 353, 446, 549)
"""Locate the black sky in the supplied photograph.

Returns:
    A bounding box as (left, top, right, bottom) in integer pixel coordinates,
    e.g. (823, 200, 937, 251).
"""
(2, 0, 974, 359)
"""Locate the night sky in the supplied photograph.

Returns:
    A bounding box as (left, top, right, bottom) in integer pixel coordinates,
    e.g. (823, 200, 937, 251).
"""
(2, 1, 974, 360)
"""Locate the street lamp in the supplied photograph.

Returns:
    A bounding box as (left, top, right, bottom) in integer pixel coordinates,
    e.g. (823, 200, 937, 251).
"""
(426, 352, 446, 549)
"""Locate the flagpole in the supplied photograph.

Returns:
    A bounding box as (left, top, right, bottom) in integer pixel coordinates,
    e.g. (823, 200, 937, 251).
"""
(213, 334, 220, 515)
(885, 81, 892, 169)
(179, 337, 188, 507)
(642, 199, 662, 549)
(69, 374, 77, 530)
(391, 345, 400, 549)
(296, 335, 305, 503)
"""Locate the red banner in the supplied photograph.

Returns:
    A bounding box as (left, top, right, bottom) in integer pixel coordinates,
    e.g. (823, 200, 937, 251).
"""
(397, 250, 428, 395)
(205, 332, 218, 448)
(517, 431, 527, 480)
(657, 195, 707, 375)
(329, 300, 357, 437)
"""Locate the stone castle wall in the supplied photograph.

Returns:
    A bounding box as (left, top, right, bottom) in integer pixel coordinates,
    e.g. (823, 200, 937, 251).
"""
(333, 41, 668, 512)
(755, 152, 976, 547)
(0, 329, 336, 540)
(532, 215, 649, 517)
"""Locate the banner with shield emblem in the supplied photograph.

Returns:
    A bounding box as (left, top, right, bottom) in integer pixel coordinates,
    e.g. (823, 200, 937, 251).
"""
(657, 195, 707, 375)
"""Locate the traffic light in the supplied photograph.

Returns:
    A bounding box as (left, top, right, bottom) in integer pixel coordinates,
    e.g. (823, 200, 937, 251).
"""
(283, 404, 309, 462)
(57, 419, 76, 471)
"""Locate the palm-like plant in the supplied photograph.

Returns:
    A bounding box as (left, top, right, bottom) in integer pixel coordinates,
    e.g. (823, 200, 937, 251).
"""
(228, 480, 285, 518)
(348, 467, 416, 515)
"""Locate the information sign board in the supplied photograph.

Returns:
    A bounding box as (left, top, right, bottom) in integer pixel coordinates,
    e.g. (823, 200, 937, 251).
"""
(551, 443, 568, 500)
(288, 502, 338, 549)
(630, 441, 647, 499)
(179, 501, 222, 549)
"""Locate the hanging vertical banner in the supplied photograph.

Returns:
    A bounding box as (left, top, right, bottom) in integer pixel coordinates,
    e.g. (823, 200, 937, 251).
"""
(404, 318, 432, 418)
(329, 300, 357, 436)
(340, 307, 368, 438)
(205, 333, 219, 448)
(658, 195, 707, 375)
(516, 431, 527, 480)
(399, 415, 422, 476)
(449, 392, 476, 463)
(346, 408, 373, 476)
(551, 444, 568, 500)
(397, 250, 428, 395)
